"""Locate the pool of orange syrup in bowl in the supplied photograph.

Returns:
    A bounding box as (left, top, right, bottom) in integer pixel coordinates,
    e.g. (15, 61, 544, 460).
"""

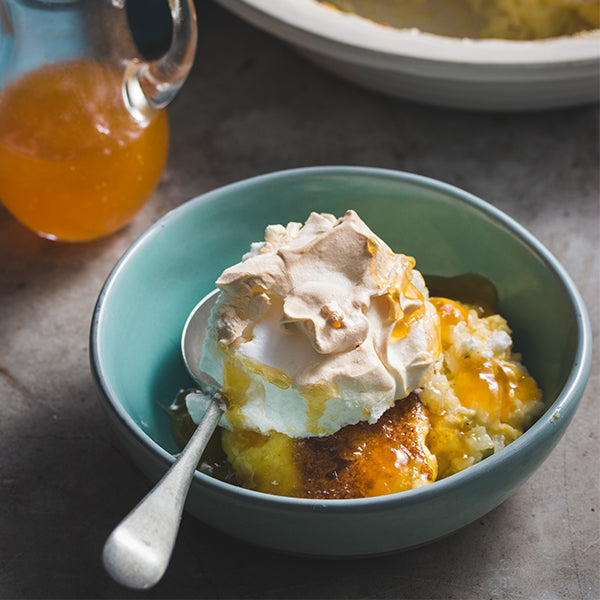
(0, 59, 169, 241)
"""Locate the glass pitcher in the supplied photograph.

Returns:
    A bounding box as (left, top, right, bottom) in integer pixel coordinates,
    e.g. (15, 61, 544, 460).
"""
(0, 0, 196, 242)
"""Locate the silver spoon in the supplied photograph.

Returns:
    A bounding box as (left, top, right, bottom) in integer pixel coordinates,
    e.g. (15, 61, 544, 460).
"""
(102, 290, 223, 589)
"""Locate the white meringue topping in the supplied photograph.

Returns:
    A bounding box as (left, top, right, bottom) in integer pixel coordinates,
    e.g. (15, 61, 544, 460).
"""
(195, 210, 441, 437)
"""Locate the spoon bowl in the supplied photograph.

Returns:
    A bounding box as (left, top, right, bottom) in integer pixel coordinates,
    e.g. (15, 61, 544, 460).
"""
(181, 289, 220, 391)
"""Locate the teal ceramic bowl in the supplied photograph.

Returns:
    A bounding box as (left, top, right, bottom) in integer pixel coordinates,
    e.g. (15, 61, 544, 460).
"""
(90, 166, 591, 556)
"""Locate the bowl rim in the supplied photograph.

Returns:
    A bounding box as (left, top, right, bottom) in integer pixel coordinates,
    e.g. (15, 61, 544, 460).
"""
(215, 0, 600, 68)
(90, 165, 592, 512)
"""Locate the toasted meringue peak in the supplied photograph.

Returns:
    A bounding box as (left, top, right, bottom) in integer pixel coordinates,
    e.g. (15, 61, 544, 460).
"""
(197, 210, 441, 437)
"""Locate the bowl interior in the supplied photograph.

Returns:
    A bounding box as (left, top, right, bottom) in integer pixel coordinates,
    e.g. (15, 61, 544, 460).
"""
(219, 0, 600, 65)
(264, 0, 598, 41)
(93, 167, 581, 458)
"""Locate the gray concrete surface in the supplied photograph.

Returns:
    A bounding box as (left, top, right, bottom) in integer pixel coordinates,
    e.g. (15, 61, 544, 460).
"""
(1, 2, 598, 598)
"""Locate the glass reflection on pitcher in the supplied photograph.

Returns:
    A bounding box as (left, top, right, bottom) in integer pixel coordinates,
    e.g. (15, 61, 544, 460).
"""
(0, 0, 197, 241)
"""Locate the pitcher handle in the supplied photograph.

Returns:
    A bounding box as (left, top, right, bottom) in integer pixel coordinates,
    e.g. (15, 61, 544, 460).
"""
(123, 0, 197, 122)
(0, 2, 14, 83)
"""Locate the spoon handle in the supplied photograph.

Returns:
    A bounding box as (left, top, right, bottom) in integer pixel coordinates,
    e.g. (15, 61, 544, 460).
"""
(102, 397, 224, 589)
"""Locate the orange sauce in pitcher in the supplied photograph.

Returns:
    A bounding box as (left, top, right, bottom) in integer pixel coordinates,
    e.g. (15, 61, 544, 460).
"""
(0, 60, 169, 241)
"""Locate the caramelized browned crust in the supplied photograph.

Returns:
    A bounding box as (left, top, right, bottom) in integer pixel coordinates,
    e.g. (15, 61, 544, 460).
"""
(294, 392, 437, 499)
